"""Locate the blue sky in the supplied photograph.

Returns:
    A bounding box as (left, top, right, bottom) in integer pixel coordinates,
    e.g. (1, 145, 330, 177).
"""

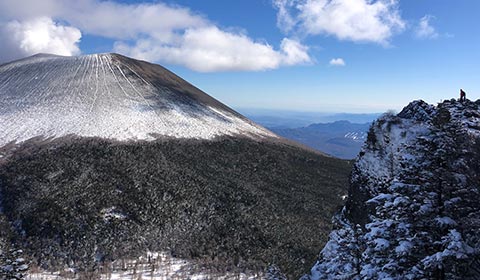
(1, 0, 479, 113)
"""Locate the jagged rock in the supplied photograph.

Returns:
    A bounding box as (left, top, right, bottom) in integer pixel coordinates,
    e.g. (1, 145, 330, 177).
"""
(397, 99, 435, 121)
(306, 99, 480, 279)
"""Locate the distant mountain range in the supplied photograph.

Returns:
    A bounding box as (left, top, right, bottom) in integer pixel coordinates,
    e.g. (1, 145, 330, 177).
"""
(269, 121, 371, 159)
(241, 108, 380, 129)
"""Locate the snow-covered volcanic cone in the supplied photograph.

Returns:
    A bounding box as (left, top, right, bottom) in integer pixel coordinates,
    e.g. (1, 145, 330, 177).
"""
(0, 53, 351, 279)
(0, 53, 275, 146)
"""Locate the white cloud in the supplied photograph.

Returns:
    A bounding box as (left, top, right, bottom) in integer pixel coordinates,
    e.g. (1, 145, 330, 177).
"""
(0, 0, 207, 40)
(114, 28, 311, 72)
(274, 0, 406, 45)
(329, 58, 345, 66)
(0, 0, 312, 71)
(279, 38, 312, 66)
(273, 0, 298, 33)
(0, 17, 81, 63)
(415, 15, 438, 39)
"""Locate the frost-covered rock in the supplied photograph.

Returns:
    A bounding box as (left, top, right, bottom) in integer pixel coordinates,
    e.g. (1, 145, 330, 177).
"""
(397, 99, 435, 122)
(0, 248, 28, 279)
(306, 99, 480, 279)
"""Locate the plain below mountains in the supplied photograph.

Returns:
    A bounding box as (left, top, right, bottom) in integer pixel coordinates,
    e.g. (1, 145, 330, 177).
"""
(0, 53, 352, 279)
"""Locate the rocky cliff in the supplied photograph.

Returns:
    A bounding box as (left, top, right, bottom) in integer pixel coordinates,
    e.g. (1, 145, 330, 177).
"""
(305, 99, 480, 279)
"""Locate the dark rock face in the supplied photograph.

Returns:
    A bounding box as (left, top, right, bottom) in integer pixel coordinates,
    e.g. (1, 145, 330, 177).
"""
(305, 99, 480, 279)
(0, 136, 351, 279)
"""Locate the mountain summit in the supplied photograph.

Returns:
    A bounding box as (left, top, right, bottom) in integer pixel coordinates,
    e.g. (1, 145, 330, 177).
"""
(0, 53, 274, 146)
(0, 53, 351, 279)
(305, 99, 480, 279)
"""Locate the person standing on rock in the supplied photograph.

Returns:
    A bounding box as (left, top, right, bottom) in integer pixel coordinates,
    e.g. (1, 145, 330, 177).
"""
(460, 89, 466, 102)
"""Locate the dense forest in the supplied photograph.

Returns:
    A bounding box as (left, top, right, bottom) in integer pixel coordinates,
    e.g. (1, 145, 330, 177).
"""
(0, 136, 351, 278)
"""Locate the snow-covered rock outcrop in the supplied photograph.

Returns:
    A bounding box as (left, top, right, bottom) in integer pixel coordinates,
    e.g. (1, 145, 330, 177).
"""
(0, 53, 275, 146)
(305, 99, 480, 279)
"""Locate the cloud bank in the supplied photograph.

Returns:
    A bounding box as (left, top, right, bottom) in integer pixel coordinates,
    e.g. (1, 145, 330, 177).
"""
(0, 0, 311, 72)
(115, 29, 311, 72)
(274, 0, 406, 45)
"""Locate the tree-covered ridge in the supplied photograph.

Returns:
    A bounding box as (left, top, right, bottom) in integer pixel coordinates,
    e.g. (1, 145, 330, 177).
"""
(307, 99, 480, 279)
(0, 136, 351, 279)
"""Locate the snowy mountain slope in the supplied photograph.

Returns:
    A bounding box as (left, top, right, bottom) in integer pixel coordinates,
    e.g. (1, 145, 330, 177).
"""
(0, 53, 354, 279)
(304, 99, 480, 279)
(0, 53, 275, 146)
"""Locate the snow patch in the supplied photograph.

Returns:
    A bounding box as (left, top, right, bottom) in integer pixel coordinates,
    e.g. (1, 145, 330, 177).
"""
(25, 251, 265, 280)
(100, 207, 127, 221)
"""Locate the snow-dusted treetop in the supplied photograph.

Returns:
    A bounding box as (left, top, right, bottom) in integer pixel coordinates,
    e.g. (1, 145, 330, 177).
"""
(305, 99, 480, 279)
(0, 53, 276, 146)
